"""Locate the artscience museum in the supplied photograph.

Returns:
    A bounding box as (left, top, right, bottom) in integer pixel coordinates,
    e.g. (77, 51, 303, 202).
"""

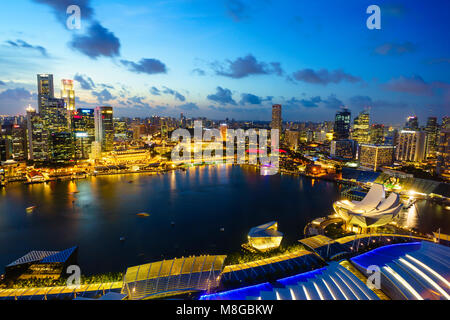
(333, 184, 403, 231)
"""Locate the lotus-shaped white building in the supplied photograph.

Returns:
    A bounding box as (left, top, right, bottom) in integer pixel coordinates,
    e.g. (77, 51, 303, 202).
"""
(333, 184, 403, 229)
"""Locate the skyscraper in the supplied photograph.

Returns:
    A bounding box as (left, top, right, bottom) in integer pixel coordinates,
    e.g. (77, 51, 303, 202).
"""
(26, 105, 47, 161)
(61, 79, 75, 112)
(436, 128, 449, 181)
(271, 104, 282, 132)
(405, 116, 419, 130)
(359, 144, 394, 171)
(352, 110, 370, 144)
(425, 117, 438, 158)
(41, 97, 67, 133)
(333, 108, 351, 140)
(396, 130, 427, 162)
(37, 74, 54, 114)
(94, 106, 114, 152)
(220, 123, 228, 142)
(370, 124, 385, 145)
(73, 108, 95, 159)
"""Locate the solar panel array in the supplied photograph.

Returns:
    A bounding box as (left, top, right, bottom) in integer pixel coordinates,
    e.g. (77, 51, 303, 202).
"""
(122, 255, 226, 300)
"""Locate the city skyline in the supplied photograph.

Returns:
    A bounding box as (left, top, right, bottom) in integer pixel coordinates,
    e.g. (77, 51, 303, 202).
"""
(0, 0, 448, 124)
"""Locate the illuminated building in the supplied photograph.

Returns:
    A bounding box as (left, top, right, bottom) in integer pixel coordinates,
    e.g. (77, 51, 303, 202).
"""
(333, 183, 403, 230)
(73, 108, 95, 159)
(160, 118, 169, 142)
(4, 246, 78, 281)
(220, 123, 228, 142)
(37, 74, 54, 114)
(369, 124, 385, 145)
(330, 139, 357, 159)
(11, 124, 27, 161)
(396, 130, 427, 162)
(61, 79, 75, 111)
(41, 97, 67, 133)
(425, 117, 438, 159)
(122, 255, 226, 300)
(352, 110, 370, 144)
(405, 116, 419, 130)
(333, 108, 351, 140)
(359, 144, 394, 171)
(94, 106, 114, 152)
(49, 132, 74, 163)
(285, 129, 299, 150)
(114, 119, 129, 140)
(271, 104, 282, 132)
(90, 141, 102, 160)
(436, 128, 449, 181)
(247, 221, 283, 252)
(26, 106, 47, 161)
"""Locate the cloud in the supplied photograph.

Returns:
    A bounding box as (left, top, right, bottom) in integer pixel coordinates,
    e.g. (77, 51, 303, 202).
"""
(383, 75, 434, 96)
(348, 95, 373, 109)
(0, 88, 35, 114)
(121, 58, 167, 75)
(225, 0, 248, 22)
(292, 68, 362, 85)
(424, 57, 450, 65)
(150, 87, 161, 95)
(69, 21, 120, 59)
(177, 102, 199, 111)
(0, 81, 6, 86)
(6, 39, 48, 57)
(192, 68, 206, 76)
(212, 54, 284, 79)
(127, 96, 151, 109)
(374, 42, 416, 55)
(74, 73, 96, 90)
(321, 94, 343, 109)
(162, 86, 185, 102)
(92, 88, 115, 103)
(348, 95, 409, 109)
(32, 0, 95, 25)
(207, 87, 237, 105)
(284, 96, 322, 108)
(0, 88, 33, 100)
(240, 93, 262, 105)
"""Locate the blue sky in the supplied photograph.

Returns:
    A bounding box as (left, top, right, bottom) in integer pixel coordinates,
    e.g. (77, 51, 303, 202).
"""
(0, 0, 448, 125)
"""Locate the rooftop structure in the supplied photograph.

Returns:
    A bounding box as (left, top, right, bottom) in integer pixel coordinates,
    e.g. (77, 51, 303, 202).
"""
(5, 246, 78, 281)
(247, 221, 283, 252)
(122, 255, 226, 300)
(333, 184, 403, 229)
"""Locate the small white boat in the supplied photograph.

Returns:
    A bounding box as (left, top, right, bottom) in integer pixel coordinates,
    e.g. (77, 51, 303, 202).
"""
(26, 206, 36, 213)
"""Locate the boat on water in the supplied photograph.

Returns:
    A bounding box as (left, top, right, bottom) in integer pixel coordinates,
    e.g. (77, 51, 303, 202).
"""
(136, 213, 150, 217)
(26, 206, 36, 213)
(120, 236, 126, 242)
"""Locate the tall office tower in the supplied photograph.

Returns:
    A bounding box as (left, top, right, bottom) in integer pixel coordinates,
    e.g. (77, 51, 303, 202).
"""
(285, 129, 299, 150)
(333, 108, 351, 140)
(220, 123, 228, 142)
(352, 110, 370, 144)
(370, 124, 385, 145)
(160, 118, 168, 142)
(11, 123, 27, 161)
(94, 106, 114, 152)
(436, 128, 449, 181)
(405, 116, 419, 130)
(271, 104, 282, 132)
(37, 74, 54, 114)
(114, 119, 128, 141)
(425, 117, 438, 158)
(41, 97, 67, 133)
(396, 130, 427, 162)
(73, 108, 95, 159)
(61, 79, 75, 111)
(359, 144, 395, 171)
(442, 116, 450, 130)
(26, 105, 47, 161)
(49, 132, 74, 163)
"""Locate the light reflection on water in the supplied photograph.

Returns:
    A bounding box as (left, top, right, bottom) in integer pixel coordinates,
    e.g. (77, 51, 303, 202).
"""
(0, 165, 447, 275)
